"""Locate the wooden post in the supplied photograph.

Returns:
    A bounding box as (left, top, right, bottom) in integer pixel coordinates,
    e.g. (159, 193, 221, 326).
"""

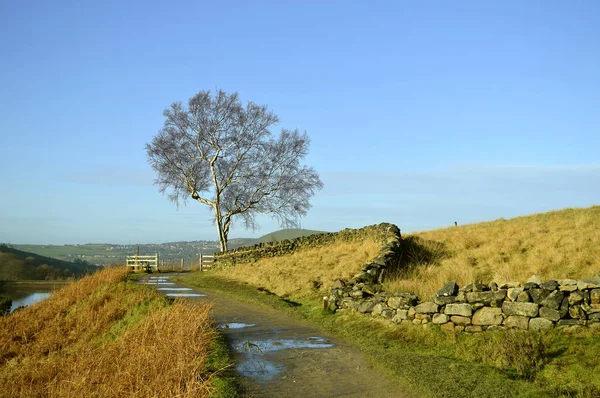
(156, 253, 159, 272)
(181, 258, 184, 271)
(200, 254, 203, 272)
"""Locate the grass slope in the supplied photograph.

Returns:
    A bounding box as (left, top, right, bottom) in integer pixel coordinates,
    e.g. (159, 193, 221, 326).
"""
(0, 245, 98, 281)
(211, 235, 380, 299)
(0, 267, 234, 397)
(385, 205, 600, 299)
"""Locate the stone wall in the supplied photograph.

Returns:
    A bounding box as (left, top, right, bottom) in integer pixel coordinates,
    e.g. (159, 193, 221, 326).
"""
(213, 223, 402, 270)
(329, 275, 600, 332)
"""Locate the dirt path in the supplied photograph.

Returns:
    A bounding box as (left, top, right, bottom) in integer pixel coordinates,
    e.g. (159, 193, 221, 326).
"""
(142, 275, 414, 398)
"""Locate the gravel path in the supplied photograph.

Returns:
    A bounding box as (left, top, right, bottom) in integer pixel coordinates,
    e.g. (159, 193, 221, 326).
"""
(142, 275, 414, 398)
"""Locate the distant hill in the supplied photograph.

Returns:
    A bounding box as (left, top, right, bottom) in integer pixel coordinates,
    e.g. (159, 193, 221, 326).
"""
(0, 245, 98, 281)
(254, 229, 327, 244)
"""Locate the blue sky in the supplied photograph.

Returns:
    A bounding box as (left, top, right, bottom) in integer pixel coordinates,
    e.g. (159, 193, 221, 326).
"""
(1, 1, 598, 244)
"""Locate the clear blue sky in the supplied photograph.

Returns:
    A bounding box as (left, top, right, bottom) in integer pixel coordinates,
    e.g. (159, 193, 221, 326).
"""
(1, 1, 599, 244)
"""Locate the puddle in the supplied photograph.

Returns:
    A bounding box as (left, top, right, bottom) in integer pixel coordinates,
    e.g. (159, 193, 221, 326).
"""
(220, 322, 256, 329)
(165, 293, 206, 297)
(233, 337, 333, 353)
(157, 287, 193, 291)
(142, 282, 176, 285)
(231, 336, 333, 381)
(236, 359, 282, 381)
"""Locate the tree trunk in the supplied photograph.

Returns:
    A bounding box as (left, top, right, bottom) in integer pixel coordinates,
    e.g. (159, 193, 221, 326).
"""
(215, 214, 228, 252)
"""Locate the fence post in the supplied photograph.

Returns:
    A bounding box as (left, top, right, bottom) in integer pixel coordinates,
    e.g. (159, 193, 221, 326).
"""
(200, 254, 203, 272)
(181, 258, 184, 271)
(156, 253, 159, 272)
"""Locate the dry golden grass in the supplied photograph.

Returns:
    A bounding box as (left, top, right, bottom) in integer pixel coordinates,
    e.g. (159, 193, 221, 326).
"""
(214, 239, 382, 298)
(385, 206, 600, 299)
(0, 267, 220, 398)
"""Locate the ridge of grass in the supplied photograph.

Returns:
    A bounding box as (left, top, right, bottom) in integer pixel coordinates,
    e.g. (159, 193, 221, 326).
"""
(385, 205, 600, 299)
(0, 267, 235, 398)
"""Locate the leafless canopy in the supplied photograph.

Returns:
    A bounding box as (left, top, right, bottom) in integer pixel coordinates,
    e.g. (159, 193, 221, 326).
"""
(146, 89, 323, 252)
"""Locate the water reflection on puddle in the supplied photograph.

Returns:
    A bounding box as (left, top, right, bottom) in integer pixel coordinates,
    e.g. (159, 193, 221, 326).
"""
(143, 282, 175, 285)
(236, 359, 282, 381)
(234, 337, 333, 353)
(165, 293, 206, 297)
(219, 322, 256, 329)
(232, 336, 333, 381)
(157, 287, 193, 291)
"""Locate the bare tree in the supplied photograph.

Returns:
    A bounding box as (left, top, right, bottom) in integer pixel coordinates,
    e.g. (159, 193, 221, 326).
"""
(146, 90, 323, 252)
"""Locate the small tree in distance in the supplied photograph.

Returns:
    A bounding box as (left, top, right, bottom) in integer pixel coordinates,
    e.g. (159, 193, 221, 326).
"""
(146, 90, 323, 252)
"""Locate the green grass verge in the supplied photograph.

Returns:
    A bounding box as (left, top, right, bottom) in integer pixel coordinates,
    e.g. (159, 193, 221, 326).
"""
(178, 272, 600, 398)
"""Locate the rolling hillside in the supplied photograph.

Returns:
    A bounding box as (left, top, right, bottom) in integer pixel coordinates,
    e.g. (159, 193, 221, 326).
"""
(385, 205, 600, 298)
(0, 245, 98, 281)
(254, 228, 327, 244)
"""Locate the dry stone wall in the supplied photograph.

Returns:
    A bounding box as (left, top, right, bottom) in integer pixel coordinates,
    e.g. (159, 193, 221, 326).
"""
(329, 275, 600, 332)
(213, 223, 402, 270)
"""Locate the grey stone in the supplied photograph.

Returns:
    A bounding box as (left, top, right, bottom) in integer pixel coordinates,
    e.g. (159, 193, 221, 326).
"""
(433, 295, 457, 305)
(472, 307, 503, 326)
(381, 309, 394, 319)
(523, 282, 539, 290)
(460, 282, 488, 292)
(558, 319, 584, 327)
(466, 290, 507, 306)
(507, 287, 524, 301)
(582, 304, 600, 314)
(357, 301, 376, 313)
(456, 291, 467, 302)
(437, 281, 458, 297)
(502, 302, 539, 317)
(490, 282, 499, 291)
(371, 303, 385, 316)
(541, 280, 559, 291)
(432, 313, 449, 324)
(503, 315, 530, 330)
(591, 289, 600, 305)
(499, 281, 521, 289)
(486, 325, 505, 332)
(569, 305, 586, 319)
(517, 291, 531, 302)
(530, 317, 554, 330)
(559, 285, 578, 292)
(445, 303, 473, 317)
(559, 297, 570, 318)
(392, 309, 409, 323)
(529, 289, 551, 304)
(350, 290, 364, 299)
(588, 313, 600, 321)
(414, 302, 439, 314)
(465, 325, 483, 333)
(387, 296, 413, 309)
(558, 278, 578, 286)
(577, 280, 597, 290)
(540, 290, 565, 310)
(527, 274, 543, 285)
(471, 303, 485, 311)
(451, 315, 472, 325)
(539, 306, 561, 322)
(332, 279, 346, 289)
(568, 291, 585, 306)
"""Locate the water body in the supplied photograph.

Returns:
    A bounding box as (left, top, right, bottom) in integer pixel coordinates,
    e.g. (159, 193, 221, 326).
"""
(0, 283, 60, 313)
(10, 292, 52, 313)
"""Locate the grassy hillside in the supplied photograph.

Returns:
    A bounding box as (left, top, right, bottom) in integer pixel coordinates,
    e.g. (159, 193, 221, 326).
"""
(0, 267, 232, 397)
(254, 228, 327, 244)
(0, 245, 98, 281)
(385, 206, 600, 299)
(212, 238, 381, 299)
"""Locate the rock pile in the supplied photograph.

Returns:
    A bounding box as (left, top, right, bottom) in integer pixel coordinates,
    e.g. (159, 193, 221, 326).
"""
(329, 275, 600, 332)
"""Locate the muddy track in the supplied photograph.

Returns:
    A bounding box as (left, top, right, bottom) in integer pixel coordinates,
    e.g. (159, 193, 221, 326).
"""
(142, 275, 414, 398)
